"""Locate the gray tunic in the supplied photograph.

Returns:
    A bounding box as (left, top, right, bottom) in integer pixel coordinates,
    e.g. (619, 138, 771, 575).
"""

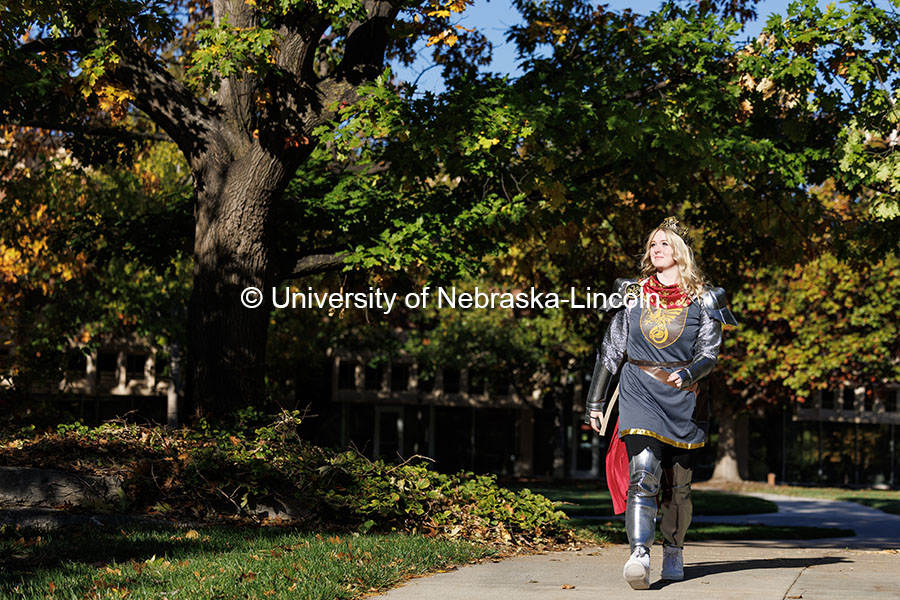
(599, 291, 723, 449)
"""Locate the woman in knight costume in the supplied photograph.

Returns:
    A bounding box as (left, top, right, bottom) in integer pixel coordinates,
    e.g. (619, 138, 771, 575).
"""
(586, 217, 736, 589)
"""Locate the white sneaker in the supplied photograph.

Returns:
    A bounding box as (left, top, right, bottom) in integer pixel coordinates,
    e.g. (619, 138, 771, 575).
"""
(661, 545, 684, 581)
(623, 545, 650, 590)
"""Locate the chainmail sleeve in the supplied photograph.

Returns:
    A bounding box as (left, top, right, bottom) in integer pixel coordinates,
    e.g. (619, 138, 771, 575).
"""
(678, 306, 722, 388)
(584, 307, 629, 418)
(600, 307, 629, 375)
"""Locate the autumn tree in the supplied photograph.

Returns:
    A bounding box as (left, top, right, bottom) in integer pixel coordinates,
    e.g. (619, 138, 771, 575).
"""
(0, 120, 193, 419)
(1, 0, 536, 420)
(475, 0, 900, 479)
(4, 0, 899, 464)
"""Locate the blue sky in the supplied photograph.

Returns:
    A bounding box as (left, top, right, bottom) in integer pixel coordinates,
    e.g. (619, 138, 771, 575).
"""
(391, 0, 891, 91)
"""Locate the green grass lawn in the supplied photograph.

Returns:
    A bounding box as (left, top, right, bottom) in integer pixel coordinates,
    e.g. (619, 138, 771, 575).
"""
(504, 482, 777, 517)
(0, 525, 494, 600)
(703, 482, 900, 516)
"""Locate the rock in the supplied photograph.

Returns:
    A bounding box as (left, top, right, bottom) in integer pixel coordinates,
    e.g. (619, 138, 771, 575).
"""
(0, 507, 178, 531)
(0, 466, 123, 509)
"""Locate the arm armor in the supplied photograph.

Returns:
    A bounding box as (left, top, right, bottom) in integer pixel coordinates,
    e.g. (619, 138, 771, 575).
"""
(699, 286, 738, 325)
(677, 306, 722, 388)
(585, 352, 614, 414)
(601, 278, 641, 312)
(583, 305, 629, 423)
(598, 306, 628, 374)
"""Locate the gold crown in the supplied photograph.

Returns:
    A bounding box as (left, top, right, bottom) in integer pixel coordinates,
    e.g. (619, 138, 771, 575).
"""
(659, 216, 692, 246)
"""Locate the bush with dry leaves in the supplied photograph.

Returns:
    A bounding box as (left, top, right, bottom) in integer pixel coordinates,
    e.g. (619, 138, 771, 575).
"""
(0, 413, 570, 549)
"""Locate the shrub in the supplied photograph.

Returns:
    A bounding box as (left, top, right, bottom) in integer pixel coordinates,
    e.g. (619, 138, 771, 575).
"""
(0, 414, 570, 548)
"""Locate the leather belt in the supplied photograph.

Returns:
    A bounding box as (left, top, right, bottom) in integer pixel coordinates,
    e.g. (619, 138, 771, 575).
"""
(627, 358, 698, 393)
(627, 358, 691, 368)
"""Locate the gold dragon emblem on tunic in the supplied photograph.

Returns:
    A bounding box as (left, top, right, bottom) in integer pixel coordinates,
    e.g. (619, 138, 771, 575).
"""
(640, 305, 688, 349)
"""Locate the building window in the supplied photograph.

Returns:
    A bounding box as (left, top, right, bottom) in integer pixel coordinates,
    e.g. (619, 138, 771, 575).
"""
(375, 407, 402, 460)
(418, 372, 434, 393)
(97, 352, 118, 374)
(391, 364, 410, 391)
(887, 389, 899, 413)
(364, 364, 383, 391)
(443, 368, 460, 394)
(469, 370, 486, 395)
(126, 354, 147, 380)
(0, 348, 10, 371)
(490, 373, 511, 396)
(338, 361, 357, 390)
(842, 386, 856, 410)
(820, 389, 835, 410)
(66, 352, 87, 375)
(154, 354, 169, 379)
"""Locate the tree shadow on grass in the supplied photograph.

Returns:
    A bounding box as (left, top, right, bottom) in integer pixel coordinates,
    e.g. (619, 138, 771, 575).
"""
(0, 523, 297, 586)
(836, 497, 900, 517)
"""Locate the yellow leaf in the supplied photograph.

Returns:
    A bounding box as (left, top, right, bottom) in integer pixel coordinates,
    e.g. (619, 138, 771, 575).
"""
(426, 29, 459, 47)
(447, 0, 469, 13)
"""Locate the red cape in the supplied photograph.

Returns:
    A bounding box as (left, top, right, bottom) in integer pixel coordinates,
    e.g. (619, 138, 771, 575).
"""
(605, 419, 629, 515)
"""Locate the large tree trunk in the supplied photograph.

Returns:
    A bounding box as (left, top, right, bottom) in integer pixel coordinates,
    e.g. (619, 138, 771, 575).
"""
(709, 373, 745, 483)
(185, 143, 293, 421)
(11, 0, 401, 422)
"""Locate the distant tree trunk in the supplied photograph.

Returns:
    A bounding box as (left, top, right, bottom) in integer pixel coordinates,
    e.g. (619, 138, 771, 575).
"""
(553, 395, 566, 478)
(710, 373, 744, 482)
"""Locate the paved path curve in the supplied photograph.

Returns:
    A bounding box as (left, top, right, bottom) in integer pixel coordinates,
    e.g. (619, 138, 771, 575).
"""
(372, 491, 900, 599)
(691, 490, 900, 550)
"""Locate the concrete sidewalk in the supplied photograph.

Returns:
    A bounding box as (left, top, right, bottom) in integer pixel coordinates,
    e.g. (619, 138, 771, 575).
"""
(373, 542, 899, 599)
(372, 492, 900, 599)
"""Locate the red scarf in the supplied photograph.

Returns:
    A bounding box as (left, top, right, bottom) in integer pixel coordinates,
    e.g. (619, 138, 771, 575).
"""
(642, 274, 691, 309)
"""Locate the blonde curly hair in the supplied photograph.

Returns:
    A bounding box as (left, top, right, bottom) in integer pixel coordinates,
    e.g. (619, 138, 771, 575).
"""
(639, 227, 707, 298)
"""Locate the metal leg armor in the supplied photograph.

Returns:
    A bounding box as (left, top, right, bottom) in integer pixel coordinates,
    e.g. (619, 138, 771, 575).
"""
(659, 463, 693, 548)
(625, 447, 662, 553)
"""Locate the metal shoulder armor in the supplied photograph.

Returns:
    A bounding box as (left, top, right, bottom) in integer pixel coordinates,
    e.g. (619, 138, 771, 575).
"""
(600, 277, 641, 312)
(699, 286, 738, 325)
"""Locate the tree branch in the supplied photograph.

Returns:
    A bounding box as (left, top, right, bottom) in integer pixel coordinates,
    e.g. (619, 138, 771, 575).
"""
(211, 0, 261, 135)
(262, 11, 331, 138)
(699, 171, 738, 222)
(110, 41, 220, 162)
(273, 9, 330, 83)
(327, 160, 391, 176)
(622, 78, 672, 100)
(19, 37, 83, 54)
(298, 0, 401, 132)
(9, 121, 171, 142)
(8, 32, 216, 160)
(284, 252, 350, 280)
(339, 0, 401, 81)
